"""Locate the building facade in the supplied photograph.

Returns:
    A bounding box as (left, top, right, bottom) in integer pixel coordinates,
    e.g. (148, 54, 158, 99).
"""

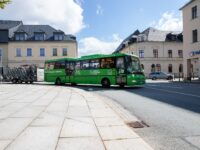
(0, 20, 77, 68)
(180, 0, 200, 79)
(114, 28, 183, 77)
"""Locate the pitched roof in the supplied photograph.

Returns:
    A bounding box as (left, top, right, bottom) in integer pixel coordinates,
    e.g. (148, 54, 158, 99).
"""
(180, 0, 195, 10)
(11, 24, 76, 41)
(0, 20, 22, 30)
(114, 27, 183, 53)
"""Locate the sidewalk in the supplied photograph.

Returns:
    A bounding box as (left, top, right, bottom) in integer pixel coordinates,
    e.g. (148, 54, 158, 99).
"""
(0, 84, 153, 150)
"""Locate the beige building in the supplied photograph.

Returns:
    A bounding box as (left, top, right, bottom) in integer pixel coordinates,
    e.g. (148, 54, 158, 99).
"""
(0, 20, 77, 68)
(180, 0, 200, 79)
(114, 28, 183, 77)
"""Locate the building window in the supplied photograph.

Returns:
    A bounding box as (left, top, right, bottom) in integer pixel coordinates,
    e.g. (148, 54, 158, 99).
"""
(178, 50, 183, 58)
(153, 49, 158, 58)
(27, 48, 32, 57)
(179, 64, 183, 73)
(15, 33, 25, 41)
(16, 48, 21, 57)
(54, 34, 63, 40)
(62, 48, 67, 56)
(139, 50, 144, 58)
(168, 64, 173, 73)
(35, 33, 45, 41)
(168, 50, 173, 58)
(192, 6, 197, 19)
(156, 64, 161, 72)
(40, 48, 45, 57)
(151, 64, 155, 72)
(52, 48, 57, 56)
(192, 29, 198, 43)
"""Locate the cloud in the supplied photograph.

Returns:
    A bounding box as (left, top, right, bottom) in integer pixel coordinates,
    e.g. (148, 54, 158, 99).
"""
(0, 0, 85, 34)
(96, 4, 104, 15)
(78, 34, 123, 56)
(151, 11, 182, 31)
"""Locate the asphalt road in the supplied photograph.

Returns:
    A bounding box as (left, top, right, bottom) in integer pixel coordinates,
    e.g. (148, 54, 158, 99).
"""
(77, 80, 200, 150)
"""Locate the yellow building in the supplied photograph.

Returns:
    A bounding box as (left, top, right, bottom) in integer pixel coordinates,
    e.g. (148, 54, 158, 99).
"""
(0, 20, 77, 68)
(180, 0, 200, 79)
(114, 28, 183, 77)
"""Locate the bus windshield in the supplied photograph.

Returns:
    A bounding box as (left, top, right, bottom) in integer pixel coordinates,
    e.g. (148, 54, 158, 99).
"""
(126, 56, 142, 74)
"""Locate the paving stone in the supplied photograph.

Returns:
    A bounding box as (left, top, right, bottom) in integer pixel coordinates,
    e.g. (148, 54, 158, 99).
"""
(90, 108, 119, 118)
(0, 118, 33, 139)
(69, 99, 87, 106)
(1, 103, 28, 112)
(185, 136, 200, 149)
(10, 106, 44, 118)
(31, 99, 52, 106)
(6, 127, 60, 150)
(60, 117, 99, 137)
(0, 140, 11, 150)
(67, 106, 91, 117)
(88, 101, 109, 109)
(104, 138, 154, 150)
(98, 126, 139, 140)
(0, 112, 12, 120)
(56, 137, 105, 150)
(94, 117, 125, 127)
(45, 102, 67, 112)
(31, 111, 65, 126)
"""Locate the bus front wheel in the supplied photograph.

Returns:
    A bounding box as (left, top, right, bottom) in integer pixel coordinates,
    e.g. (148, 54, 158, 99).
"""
(101, 78, 110, 88)
(55, 78, 61, 85)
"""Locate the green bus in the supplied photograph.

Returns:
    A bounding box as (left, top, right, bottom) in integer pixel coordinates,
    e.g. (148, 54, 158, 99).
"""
(44, 53, 145, 87)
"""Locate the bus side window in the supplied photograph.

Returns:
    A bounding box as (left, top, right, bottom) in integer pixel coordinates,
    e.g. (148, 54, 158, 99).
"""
(90, 59, 100, 69)
(116, 57, 124, 69)
(100, 58, 115, 69)
(45, 63, 50, 70)
(48, 62, 55, 70)
(55, 61, 65, 69)
(75, 61, 81, 70)
(81, 60, 89, 69)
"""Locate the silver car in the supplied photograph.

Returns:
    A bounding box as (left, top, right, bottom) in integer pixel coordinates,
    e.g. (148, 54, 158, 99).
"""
(149, 72, 174, 80)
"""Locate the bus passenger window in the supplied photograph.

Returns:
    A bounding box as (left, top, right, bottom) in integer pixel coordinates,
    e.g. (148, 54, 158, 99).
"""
(100, 58, 115, 69)
(75, 62, 81, 70)
(90, 59, 100, 69)
(81, 61, 89, 69)
(116, 57, 124, 69)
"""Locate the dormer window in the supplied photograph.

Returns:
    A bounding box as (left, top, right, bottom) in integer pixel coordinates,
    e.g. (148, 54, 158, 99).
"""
(35, 33, 45, 41)
(15, 33, 26, 41)
(54, 34, 64, 41)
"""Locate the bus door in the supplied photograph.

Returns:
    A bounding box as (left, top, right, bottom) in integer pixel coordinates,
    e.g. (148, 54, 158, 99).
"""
(116, 57, 127, 85)
(65, 61, 75, 83)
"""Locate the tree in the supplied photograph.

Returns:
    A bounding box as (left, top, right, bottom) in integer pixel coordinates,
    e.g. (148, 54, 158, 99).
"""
(0, 0, 11, 9)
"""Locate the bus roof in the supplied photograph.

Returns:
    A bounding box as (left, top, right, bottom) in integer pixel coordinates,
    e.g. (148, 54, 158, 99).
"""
(45, 53, 138, 63)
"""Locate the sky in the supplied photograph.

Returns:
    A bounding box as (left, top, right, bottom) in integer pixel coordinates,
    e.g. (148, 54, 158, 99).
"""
(0, 0, 189, 56)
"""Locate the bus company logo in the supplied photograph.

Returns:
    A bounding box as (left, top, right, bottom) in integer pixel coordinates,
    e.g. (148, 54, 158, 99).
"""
(189, 50, 200, 57)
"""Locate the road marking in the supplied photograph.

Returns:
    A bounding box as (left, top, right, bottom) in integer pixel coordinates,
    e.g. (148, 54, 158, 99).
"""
(147, 84, 183, 89)
(146, 87, 200, 98)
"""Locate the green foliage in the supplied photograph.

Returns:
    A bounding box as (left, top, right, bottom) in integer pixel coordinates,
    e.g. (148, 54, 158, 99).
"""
(0, 0, 11, 9)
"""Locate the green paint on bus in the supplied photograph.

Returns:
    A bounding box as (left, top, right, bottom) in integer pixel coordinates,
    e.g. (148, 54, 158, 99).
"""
(44, 53, 145, 87)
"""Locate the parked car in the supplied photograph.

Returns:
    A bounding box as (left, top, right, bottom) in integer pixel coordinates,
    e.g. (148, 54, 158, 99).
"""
(149, 72, 174, 80)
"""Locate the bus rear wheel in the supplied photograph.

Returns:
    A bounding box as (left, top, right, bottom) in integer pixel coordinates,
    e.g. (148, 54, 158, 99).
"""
(101, 78, 110, 88)
(55, 78, 61, 85)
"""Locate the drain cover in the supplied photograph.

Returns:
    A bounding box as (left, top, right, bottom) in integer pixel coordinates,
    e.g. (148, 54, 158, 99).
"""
(126, 121, 149, 128)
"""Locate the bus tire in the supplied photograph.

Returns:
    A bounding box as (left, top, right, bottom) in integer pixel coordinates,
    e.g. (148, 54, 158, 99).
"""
(119, 84, 125, 88)
(101, 78, 110, 88)
(55, 78, 61, 85)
